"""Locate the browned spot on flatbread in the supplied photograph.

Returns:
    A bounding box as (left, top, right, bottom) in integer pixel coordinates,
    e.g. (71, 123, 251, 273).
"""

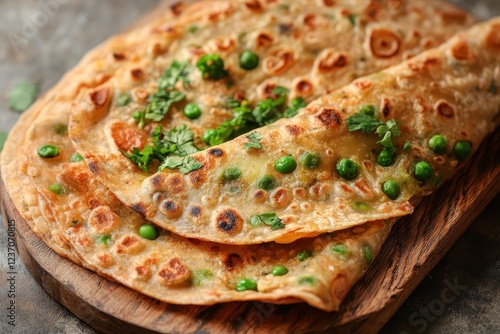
(381, 98, 392, 119)
(90, 87, 110, 107)
(331, 274, 349, 299)
(294, 79, 314, 96)
(115, 235, 145, 255)
(365, 2, 383, 20)
(437, 9, 467, 25)
(170, 2, 185, 15)
(318, 0, 335, 6)
(134, 265, 151, 281)
(213, 37, 235, 52)
(112, 52, 126, 61)
(452, 40, 475, 61)
(88, 198, 101, 210)
(271, 188, 293, 209)
(150, 174, 164, 189)
(340, 184, 354, 194)
(316, 108, 343, 129)
(303, 13, 328, 30)
(244, 0, 262, 12)
(253, 189, 267, 203)
(263, 49, 295, 75)
(208, 148, 224, 157)
(189, 205, 203, 218)
(369, 29, 401, 59)
(88, 206, 120, 234)
(285, 125, 304, 136)
(355, 80, 372, 91)
(255, 32, 274, 48)
(224, 253, 243, 271)
(317, 51, 349, 73)
(485, 23, 500, 51)
(309, 182, 331, 200)
(159, 199, 183, 219)
(166, 174, 186, 194)
(435, 100, 455, 119)
(157, 258, 190, 286)
(88, 161, 99, 176)
(131, 68, 144, 81)
(95, 253, 115, 268)
(214, 208, 243, 234)
(58, 167, 89, 192)
(110, 122, 144, 152)
(130, 202, 147, 216)
(354, 179, 373, 196)
(132, 87, 149, 102)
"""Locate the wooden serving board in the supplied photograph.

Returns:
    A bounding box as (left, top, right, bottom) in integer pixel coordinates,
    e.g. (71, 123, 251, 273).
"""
(2, 127, 498, 334)
(2, 1, 500, 332)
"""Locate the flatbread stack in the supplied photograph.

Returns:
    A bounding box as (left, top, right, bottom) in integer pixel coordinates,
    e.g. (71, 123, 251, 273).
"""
(2, 0, 500, 313)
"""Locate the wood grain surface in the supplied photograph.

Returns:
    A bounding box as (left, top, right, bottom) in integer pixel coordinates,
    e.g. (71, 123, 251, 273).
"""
(2, 127, 498, 334)
(1, 1, 499, 332)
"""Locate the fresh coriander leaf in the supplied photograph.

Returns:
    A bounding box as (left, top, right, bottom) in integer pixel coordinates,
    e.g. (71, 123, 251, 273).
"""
(271, 86, 290, 95)
(144, 90, 186, 122)
(132, 111, 146, 128)
(159, 61, 189, 91)
(159, 156, 203, 174)
(122, 146, 155, 172)
(283, 97, 306, 118)
(244, 131, 263, 150)
(187, 25, 198, 34)
(403, 141, 412, 151)
(8, 81, 38, 112)
(53, 123, 68, 135)
(197, 54, 229, 80)
(162, 124, 199, 156)
(117, 93, 131, 107)
(96, 235, 112, 246)
(248, 212, 285, 230)
(377, 131, 393, 148)
(226, 98, 241, 108)
(346, 114, 382, 133)
(0, 132, 8, 152)
(348, 14, 358, 26)
(359, 105, 377, 117)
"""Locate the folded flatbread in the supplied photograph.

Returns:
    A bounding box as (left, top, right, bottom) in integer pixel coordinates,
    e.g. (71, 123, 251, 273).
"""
(69, 0, 479, 244)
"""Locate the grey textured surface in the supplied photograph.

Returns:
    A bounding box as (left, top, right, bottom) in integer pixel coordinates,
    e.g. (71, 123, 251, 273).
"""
(0, 1, 498, 333)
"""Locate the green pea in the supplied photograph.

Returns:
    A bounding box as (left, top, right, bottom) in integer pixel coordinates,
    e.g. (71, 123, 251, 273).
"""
(274, 155, 297, 174)
(38, 145, 60, 158)
(336, 159, 359, 180)
(258, 175, 277, 191)
(183, 103, 202, 119)
(139, 224, 159, 240)
(331, 244, 348, 255)
(117, 93, 131, 107)
(377, 149, 394, 167)
(222, 167, 242, 182)
(296, 250, 312, 261)
(203, 129, 216, 145)
(49, 183, 65, 195)
(428, 135, 447, 154)
(454, 140, 472, 161)
(235, 278, 258, 291)
(382, 180, 400, 200)
(362, 244, 373, 266)
(359, 104, 377, 117)
(298, 276, 316, 285)
(414, 161, 433, 182)
(70, 153, 84, 162)
(239, 50, 260, 70)
(300, 152, 321, 169)
(271, 265, 288, 276)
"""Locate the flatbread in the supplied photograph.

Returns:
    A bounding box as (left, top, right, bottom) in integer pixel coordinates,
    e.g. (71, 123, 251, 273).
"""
(69, 0, 476, 244)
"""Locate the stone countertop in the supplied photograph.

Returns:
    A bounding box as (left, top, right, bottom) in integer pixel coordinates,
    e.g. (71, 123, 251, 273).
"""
(0, 1, 498, 333)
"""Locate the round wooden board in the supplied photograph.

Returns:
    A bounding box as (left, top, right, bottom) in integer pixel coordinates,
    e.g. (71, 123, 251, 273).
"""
(2, 129, 498, 334)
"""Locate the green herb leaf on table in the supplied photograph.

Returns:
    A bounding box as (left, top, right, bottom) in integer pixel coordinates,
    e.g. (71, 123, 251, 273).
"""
(8, 81, 38, 112)
(0, 132, 8, 152)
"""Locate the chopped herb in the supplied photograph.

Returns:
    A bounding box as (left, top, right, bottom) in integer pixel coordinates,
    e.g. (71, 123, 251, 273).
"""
(71, 220, 79, 225)
(249, 212, 285, 230)
(244, 131, 263, 150)
(278, 4, 290, 10)
(197, 54, 229, 80)
(123, 124, 200, 173)
(53, 124, 68, 135)
(144, 90, 186, 122)
(187, 25, 199, 34)
(96, 235, 112, 246)
(352, 202, 371, 212)
(362, 244, 374, 266)
(159, 156, 203, 174)
(0, 132, 8, 152)
(8, 81, 38, 112)
(347, 107, 402, 166)
(222, 167, 242, 182)
(226, 98, 241, 108)
(159, 60, 190, 90)
(348, 14, 358, 26)
(433, 173, 443, 187)
(283, 97, 306, 118)
(298, 276, 316, 285)
(296, 250, 312, 261)
(403, 141, 412, 152)
(117, 93, 131, 107)
(271, 86, 290, 95)
(192, 269, 213, 286)
(132, 111, 146, 128)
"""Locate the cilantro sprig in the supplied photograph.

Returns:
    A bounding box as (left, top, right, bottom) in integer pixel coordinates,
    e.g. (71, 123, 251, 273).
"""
(197, 54, 229, 80)
(205, 87, 305, 146)
(122, 124, 201, 173)
(133, 61, 189, 126)
(244, 131, 263, 150)
(347, 105, 402, 165)
(249, 212, 285, 230)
